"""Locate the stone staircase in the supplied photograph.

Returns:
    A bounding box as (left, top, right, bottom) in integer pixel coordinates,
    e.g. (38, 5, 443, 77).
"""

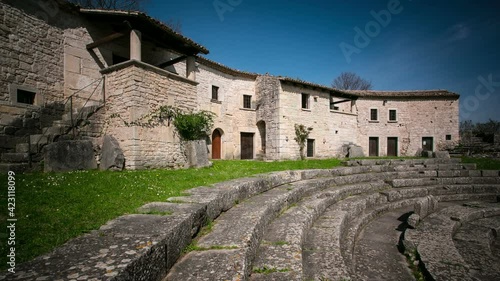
(1, 158, 499, 280)
(0, 104, 102, 173)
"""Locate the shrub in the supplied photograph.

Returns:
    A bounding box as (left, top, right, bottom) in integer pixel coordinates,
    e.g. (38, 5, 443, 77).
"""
(173, 110, 215, 141)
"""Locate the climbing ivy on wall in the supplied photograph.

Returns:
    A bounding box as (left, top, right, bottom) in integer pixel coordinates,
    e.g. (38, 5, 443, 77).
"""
(110, 105, 215, 141)
(294, 123, 310, 160)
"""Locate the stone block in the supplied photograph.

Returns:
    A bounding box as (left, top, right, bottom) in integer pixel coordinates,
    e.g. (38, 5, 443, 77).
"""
(99, 134, 124, 171)
(348, 145, 364, 158)
(482, 170, 500, 177)
(433, 151, 450, 159)
(44, 140, 97, 172)
(16, 143, 29, 153)
(407, 213, 420, 228)
(64, 53, 81, 74)
(414, 195, 438, 219)
(185, 139, 211, 168)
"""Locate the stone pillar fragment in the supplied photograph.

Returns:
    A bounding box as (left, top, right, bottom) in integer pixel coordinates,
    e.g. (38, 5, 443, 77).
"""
(186, 56, 196, 80)
(130, 29, 142, 61)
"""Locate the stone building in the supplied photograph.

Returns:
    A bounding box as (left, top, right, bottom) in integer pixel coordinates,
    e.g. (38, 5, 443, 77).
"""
(0, 0, 459, 171)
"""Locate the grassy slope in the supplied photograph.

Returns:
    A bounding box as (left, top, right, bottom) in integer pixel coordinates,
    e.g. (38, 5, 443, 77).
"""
(0, 159, 341, 267)
(461, 157, 500, 169)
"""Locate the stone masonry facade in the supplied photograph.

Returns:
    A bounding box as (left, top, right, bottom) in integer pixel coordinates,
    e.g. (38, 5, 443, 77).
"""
(0, 0, 460, 170)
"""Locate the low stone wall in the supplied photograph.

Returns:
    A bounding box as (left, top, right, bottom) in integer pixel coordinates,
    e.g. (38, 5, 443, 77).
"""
(101, 61, 198, 169)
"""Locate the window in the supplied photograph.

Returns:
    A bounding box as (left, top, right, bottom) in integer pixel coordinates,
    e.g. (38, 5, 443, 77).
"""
(301, 93, 310, 109)
(212, 86, 219, 101)
(307, 139, 315, 157)
(446, 135, 452, 140)
(370, 108, 378, 121)
(243, 95, 252, 109)
(389, 109, 397, 122)
(330, 94, 339, 110)
(17, 89, 36, 105)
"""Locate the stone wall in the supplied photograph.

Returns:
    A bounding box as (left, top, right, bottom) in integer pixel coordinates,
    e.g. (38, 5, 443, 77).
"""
(356, 98, 459, 156)
(0, 1, 64, 104)
(197, 64, 258, 160)
(102, 61, 198, 169)
(255, 76, 281, 160)
(0, 0, 66, 148)
(278, 82, 358, 159)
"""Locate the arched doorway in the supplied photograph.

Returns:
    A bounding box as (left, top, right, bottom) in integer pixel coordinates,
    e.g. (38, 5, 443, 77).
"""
(212, 129, 222, 159)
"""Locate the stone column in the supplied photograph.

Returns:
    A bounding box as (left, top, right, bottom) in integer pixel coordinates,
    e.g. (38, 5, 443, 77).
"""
(130, 29, 142, 61)
(186, 56, 196, 80)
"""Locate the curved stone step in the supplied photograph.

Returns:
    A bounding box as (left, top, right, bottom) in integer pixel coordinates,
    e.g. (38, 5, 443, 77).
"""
(403, 203, 500, 281)
(390, 176, 500, 188)
(353, 206, 416, 281)
(250, 181, 386, 281)
(165, 176, 345, 280)
(454, 217, 500, 280)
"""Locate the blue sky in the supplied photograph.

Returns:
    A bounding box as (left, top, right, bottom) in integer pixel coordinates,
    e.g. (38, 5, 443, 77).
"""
(144, 0, 500, 123)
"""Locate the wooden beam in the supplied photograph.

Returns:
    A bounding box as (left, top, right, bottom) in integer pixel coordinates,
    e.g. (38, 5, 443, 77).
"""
(86, 32, 126, 49)
(156, 55, 188, 68)
(330, 99, 352, 105)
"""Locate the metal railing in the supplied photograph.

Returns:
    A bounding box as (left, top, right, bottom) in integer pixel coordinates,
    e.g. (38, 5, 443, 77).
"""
(29, 77, 105, 168)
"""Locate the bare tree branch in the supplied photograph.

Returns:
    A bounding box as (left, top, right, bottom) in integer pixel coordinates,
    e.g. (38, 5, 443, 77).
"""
(332, 72, 373, 90)
(68, 0, 145, 11)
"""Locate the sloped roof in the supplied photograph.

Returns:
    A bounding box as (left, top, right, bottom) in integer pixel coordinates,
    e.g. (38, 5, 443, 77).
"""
(341, 89, 460, 98)
(279, 77, 362, 99)
(196, 56, 258, 79)
(79, 9, 209, 55)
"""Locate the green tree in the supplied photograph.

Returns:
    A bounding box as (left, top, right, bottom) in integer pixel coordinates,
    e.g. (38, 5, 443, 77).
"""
(294, 124, 310, 160)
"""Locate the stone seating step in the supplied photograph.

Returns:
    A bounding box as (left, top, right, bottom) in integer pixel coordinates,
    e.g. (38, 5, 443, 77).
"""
(165, 167, 462, 280)
(390, 176, 500, 188)
(0, 163, 29, 173)
(250, 181, 386, 281)
(15, 143, 29, 153)
(382, 184, 500, 202)
(303, 195, 426, 281)
(1, 159, 490, 281)
(166, 176, 364, 280)
(403, 203, 500, 281)
(344, 158, 461, 166)
(454, 219, 500, 281)
(1, 152, 29, 163)
(352, 206, 415, 281)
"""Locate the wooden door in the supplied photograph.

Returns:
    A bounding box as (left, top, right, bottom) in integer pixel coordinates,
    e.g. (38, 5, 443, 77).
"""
(307, 139, 315, 157)
(241, 133, 254, 159)
(422, 137, 433, 151)
(212, 130, 221, 159)
(387, 137, 398, 156)
(369, 137, 379, 157)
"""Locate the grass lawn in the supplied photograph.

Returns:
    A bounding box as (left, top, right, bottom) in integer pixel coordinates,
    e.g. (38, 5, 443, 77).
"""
(461, 157, 500, 169)
(0, 159, 342, 268)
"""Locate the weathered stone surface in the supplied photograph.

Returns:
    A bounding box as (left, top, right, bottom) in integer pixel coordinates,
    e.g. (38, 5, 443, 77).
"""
(44, 140, 97, 172)
(414, 195, 439, 219)
(434, 150, 450, 159)
(347, 144, 364, 158)
(99, 134, 124, 171)
(407, 213, 420, 228)
(185, 139, 211, 168)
